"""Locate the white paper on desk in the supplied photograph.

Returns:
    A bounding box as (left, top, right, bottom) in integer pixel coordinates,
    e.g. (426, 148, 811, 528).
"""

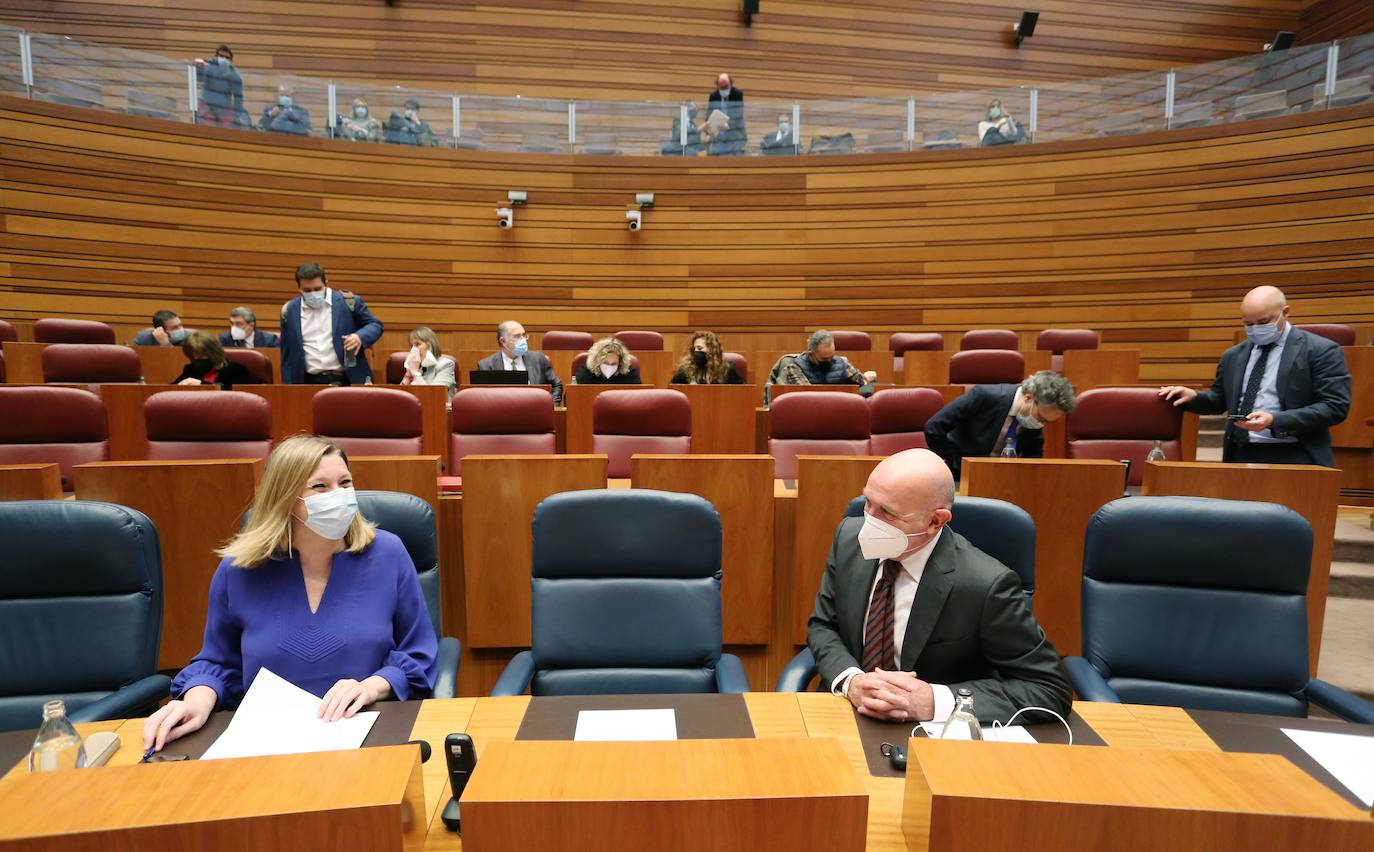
(918, 722, 1037, 744)
(573, 709, 677, 742)
(1281, 728, 1374, 807)
(200, 668, 379, 761)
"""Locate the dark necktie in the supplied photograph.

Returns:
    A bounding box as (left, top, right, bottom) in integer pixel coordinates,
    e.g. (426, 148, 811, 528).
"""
(861, 559, 903, 672)
(1237, 343, 1276, 416)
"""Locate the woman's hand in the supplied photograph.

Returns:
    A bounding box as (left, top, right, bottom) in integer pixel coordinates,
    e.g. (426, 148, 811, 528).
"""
(318, 675, 392, 722)
(142, 685, 216, 753)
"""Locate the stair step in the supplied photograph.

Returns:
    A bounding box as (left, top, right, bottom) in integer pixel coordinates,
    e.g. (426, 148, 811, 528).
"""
(1316, 597, 1374, 701)
(1198, 431, 1224, 448)
(1334, 519, 1374, 564)
(1329, 561, 1374, 600)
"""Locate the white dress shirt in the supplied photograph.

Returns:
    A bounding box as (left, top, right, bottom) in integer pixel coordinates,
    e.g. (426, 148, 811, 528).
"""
(300, 289, 342, 374)
(830, 527, 956, 723)
(1240, 323, 1297, 444)
(502, 353, 526, 371)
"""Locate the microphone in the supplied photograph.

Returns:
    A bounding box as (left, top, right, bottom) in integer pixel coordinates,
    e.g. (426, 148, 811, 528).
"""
(406, 739, 431, 763)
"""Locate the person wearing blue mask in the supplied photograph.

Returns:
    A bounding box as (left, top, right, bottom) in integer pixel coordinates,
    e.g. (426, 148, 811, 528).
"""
(923, 370, 1077, 480)
(279, 261, 383, 385)
(258, 83, 312, 135)
(1159, 285, 1351, 466)
(133, 309, 189, 346)
(476, 320, 564, 405)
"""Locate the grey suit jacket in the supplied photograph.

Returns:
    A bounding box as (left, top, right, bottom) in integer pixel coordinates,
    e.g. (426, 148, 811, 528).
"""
(407, 355, 457, 401)
(807, 517, 1071, 724)
(475, 351, 564, 405)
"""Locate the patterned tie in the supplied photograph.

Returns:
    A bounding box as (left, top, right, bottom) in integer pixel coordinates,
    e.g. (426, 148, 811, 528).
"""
(1237, 343, 1276, 416)
(861, 559, 903, 672)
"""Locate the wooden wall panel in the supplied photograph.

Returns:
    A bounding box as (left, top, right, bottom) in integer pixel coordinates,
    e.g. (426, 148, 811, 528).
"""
(1299, 0, 1374, 43)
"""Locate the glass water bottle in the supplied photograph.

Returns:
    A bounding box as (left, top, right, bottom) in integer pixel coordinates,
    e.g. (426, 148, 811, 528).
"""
(28, 700, 87, 772)
(940, 688, 984, 741)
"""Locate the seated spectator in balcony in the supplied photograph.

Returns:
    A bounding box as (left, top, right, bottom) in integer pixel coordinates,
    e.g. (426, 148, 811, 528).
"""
(134, 310, 188, 346)
(670, 331, 743, 385)
(386, 99, 437, 147)
(173, 331, 255, 389)
(399, 326, 456, 401)
(259, 85, 312, 136)
(193, 44, 246, 129)
(338, 98, 383, 143)
(765, 330, 877, 401)
(923, 371, 1076, 479)
(661, 102, 705, 156)
(760, 113, 797, 156)
(705, 72, 747, 156)
(220, 306, 279, 349)
(978, 99, 1026, 147)
(574, 337, 642, 385)
(475, 320, 564, 404)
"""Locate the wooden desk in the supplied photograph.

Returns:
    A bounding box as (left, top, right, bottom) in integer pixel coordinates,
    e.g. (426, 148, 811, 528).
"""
(99, 383, 219, 460)
(1, 341, 48, 383)
(0, 463, 63, 500)
(1331, 346, 1374, 505)
(1141, 460, 1342, 672)
(1060, 349, 1141, 389)
(674, 384, 759, 455)
(349, 455, 441, 517)
(563, 383, 655, 454)
(135, 346, 190, 385)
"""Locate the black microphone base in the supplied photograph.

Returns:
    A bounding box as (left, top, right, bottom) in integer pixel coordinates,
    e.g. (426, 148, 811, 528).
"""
(442, 798, 461, 833)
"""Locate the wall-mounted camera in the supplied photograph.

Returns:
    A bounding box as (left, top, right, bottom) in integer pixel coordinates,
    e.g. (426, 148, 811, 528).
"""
(626, 210, 642, 231)
(496, 207, 514, 229)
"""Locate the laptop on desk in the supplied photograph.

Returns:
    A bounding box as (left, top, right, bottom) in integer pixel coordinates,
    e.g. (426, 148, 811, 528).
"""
(468, 369, 531, 386)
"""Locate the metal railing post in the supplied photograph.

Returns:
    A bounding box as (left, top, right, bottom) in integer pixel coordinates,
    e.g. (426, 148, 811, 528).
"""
(1029, 87, 1038, 142)
(19, 31, 33, 97)
(906, 96, 916, 150)
(326, 83, 337, 139)
(186, 63, 198, 121)
(568, 102, 576, 146)
(453, 96, 461, 146)
(1323, 42, 1340, 109)
(1165, 69, 1176, 129)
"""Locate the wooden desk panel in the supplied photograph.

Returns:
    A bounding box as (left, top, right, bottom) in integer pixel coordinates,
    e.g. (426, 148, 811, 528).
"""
(460, 455, 607, 648)
(792, 456, 886, 644)
(135, 345, 189, 385)
(395, 384, 451, 471)
(901, 351, 954, 386)
(349, 455, 441, 517)
(0, 463, 63, 500)
(99, 383, 219, 460)
(962, 458, 1127, 657)
(1141, 461, 1342, 672)
(1061, 349, 1141, 389)
(72, 459, 263, 669)
(2, 341, 47, 384)
(563, 383, 655, 454)
(631, 455, 775, 645)
(242, 384, 319, 444)
(674, 384, 759, 455)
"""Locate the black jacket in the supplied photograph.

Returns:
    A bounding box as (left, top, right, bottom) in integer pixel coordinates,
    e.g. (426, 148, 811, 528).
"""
(172, 360, 254, 390)
(196, 59, 243, 112)
(669, 364, 744, 385)
(923, 384, 1043, 478)
(574, 364, 643, 385)
(706, 88, 747, 155)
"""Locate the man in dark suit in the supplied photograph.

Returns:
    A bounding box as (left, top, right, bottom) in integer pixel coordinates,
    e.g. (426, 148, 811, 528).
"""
(705, 72, 746, 156)
(807, 449, 1070, 724)
(760, 112, 797, 156)
(219, 306, 279, 349)
(278, 262, 382, 385)
(923, 371, 1077, 479)
(1160, 285, 1351, 466)
(475, 320, 564, 405)
(133, 309, 186, 346)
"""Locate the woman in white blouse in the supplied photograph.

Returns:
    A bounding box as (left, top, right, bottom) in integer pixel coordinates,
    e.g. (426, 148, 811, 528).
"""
(399, 326, 456, 401)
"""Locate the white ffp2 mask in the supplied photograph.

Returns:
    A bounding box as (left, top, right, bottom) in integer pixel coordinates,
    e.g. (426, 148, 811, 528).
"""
(299, 487, 358, 540)
(857, 511, 929, 561)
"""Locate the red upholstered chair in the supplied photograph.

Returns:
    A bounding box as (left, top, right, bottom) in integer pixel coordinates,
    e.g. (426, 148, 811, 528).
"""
(889, 332, 944, 372)
(223, 348, 274, 384)
(724, 352, 749, 382)
(0, 320, 17, 342)
(385, 351, 409, 385)
(948, 350, 1024, 384)
(1066, 387, 1184, 486)
(959, 329, 1018, 351)
(444, 387, 556, 488)
(612, 330, 664, 351)
(0, 386, 108, 490)
(868, 388, 945, 455)
(0, 351, 6, 384)
(1297, 324, 1356, 347)
(541, 331, 595, 351)
(767, 392, 871, 479)
(830, 331, 872, 351)
(1037, 329, 1099, 371)
(41, 344, 142, 384)
(593, 389, 692, 478)
(144, 391, 272, 461)
(572, 352, 639, 375)
(312, 387, 423, 456)
(33, 318, 117, 344)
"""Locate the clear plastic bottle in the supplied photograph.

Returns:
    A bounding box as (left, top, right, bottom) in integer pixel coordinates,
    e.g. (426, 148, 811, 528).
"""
(940, 688, 983, 741)
(28, 700, 87, 772)
(1000, 442, 1017, 459)
(1145, 440, 1167, 462)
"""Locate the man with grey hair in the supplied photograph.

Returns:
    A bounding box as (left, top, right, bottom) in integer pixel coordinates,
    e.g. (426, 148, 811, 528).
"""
(764, 329, 878, 403)
(808, 448, 1070, 724)
(475, 319, 564, 405)
(1159, 285, 1350, 466)
(923, 370, 1076, 479)
(219, 306, 278, 349)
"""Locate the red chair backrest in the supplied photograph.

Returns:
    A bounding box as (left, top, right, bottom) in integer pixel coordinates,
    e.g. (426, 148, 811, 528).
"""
(145, 390, 273, 460)
(312, 387, 423, 456)
(889, 332, 944, 354)
(386, 351, 409, 385)
(0, 351, 6, 384)
(1296, 324, 1355, 347)
(222, 348, 274, 384)
(592, 389, 692, 477)
(948, 350, 1024, 384)
(541, 331, 595, 351)
(41, 344, 142, 383)
(612, 330, 664, 351)
(959, 329, 1018, 351)
(868, 388, 945, 455)
(1036, 329, 1099, 354)
(34, 319, 117, 345)
(767, 391, 871, 479)
(830, 331, 872, 351)
(1066, 387, 1184, 485)
(0, 386, 109, 489)
(0, 320, 17, 343)
(449, 387, 556, 475)
(723, 352, 749, 382)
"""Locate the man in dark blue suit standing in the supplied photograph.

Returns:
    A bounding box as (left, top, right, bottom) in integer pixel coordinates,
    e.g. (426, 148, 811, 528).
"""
(278, 262, 383, 385)
(219, 306, 279, 349)
(1159, 285, 1351, 466)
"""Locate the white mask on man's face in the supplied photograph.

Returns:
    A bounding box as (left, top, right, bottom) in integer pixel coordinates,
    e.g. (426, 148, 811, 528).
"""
(857, 511, 930, 561)
(229, 325, 248, 341)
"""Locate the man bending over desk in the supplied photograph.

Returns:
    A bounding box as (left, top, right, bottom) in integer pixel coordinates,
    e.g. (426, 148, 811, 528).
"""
(807, 449, 1071, 724)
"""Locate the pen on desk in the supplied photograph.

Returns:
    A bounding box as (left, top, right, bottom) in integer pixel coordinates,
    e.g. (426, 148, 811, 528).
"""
(141, 745, 156, 763)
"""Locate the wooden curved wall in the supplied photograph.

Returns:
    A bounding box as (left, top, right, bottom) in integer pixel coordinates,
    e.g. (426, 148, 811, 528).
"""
(3, 1, 1300, 100)
(1, 94, 1372, 384)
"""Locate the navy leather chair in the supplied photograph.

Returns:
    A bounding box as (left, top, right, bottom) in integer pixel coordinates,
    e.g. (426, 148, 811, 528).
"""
(1065, 496, 1374, 723)
(0, 501, 170, 732)
(775, 495, 1035, 692)
(491, 489, 749, 696)
(353, 491, 460, 699)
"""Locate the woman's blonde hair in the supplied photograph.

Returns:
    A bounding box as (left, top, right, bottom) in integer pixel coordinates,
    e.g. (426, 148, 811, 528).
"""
(218, 435, 376, 567)
(588, 337, 633, 375)
(675, 330, 727, 384)
(409, 326, 443, 358)
(181, 330, 228, 370)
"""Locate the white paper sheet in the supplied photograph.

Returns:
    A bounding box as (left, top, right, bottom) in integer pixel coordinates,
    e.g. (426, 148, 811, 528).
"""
(573, 708, 678, 742)
(200, 668, 379, 761)
(1281, 728, 1374, 807)
(918, 721, 1037, 743)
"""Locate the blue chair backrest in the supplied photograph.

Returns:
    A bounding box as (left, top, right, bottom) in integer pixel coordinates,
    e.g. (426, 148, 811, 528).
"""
(530, 489, 724, 695)
(356, 491, 442, 636)
(1082, 496, 1312, 716)
(844, 495, 1035, 595)
(0, 501, 163, 731)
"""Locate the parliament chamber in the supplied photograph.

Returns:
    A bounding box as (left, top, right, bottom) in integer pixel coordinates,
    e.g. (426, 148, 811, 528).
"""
(1, 2, 1373, 850)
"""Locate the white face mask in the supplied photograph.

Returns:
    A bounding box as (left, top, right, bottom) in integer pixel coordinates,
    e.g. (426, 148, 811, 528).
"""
(599, 362, 618, 378)
(857, 511, 930, 561)
(298, 487, 357, 541)
(229, 325, 248, 341)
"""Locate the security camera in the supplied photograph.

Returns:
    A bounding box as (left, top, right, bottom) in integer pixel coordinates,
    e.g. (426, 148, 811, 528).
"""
(635, 193, 655, 209)
(626, 210, 642, 231)
(496, 207, 513, 229)
(507, 190, 528, 206)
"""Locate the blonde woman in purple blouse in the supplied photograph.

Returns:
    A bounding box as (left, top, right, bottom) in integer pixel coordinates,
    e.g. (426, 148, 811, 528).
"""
(142, 435, 437, 754)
